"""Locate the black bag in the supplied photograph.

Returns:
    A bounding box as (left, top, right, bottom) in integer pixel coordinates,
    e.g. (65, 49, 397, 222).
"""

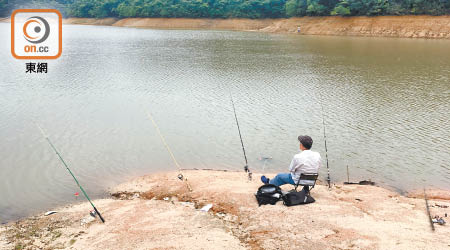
(255, 184, 282, 206)
(282, 188, 315, 206)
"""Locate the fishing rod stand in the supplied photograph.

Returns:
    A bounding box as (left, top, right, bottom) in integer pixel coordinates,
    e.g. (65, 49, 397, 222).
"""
(244, 165, 252, 181)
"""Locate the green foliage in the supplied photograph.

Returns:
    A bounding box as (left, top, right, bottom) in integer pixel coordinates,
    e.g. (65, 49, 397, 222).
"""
(285, 0, 298, 17)
(88, 0, 120, 18)
(68, 0, 95, 17)
(331, 0, 350, 15)
(0, 0, 71, 17)
(1, 0, 450, 18)
(369, 0, 388, 15)
(306, 0, 328, 15)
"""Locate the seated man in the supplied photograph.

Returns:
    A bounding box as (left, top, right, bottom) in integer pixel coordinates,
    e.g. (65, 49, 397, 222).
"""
(261, 135, 321, 191)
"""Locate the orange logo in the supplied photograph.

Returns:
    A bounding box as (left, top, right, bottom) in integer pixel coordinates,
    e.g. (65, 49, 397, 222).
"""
(11, 9, 62, 59)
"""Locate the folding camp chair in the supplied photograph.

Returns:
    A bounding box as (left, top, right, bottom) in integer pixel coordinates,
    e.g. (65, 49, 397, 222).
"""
(293, 173, 319, 195)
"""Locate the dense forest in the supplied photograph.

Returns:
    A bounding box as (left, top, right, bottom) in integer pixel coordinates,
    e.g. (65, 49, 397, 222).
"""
(1, 0, 450, 18)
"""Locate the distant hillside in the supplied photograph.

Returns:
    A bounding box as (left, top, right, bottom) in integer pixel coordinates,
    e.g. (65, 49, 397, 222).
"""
(1, 0, 450, 18)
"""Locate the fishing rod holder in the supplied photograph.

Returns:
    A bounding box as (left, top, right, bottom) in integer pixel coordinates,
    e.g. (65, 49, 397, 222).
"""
(244, 165, 252, 180)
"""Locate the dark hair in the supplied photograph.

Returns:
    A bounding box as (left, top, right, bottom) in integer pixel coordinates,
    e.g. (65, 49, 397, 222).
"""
(298, 135, 313, 149)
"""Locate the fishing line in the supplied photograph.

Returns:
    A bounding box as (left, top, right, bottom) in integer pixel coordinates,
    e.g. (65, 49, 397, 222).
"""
(258, 156, 272, 175)
(145, 111, 193, 192)
(36, 123, 105, 223)
(228, 87, 252, 181)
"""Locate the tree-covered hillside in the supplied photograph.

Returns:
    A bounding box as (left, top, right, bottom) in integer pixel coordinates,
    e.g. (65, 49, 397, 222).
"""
(1, 0, 450, 18)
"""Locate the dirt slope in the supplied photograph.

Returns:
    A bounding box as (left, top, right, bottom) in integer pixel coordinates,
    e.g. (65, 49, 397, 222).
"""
(1, 170, 449, 249)
(3, 15, 450, 39)
(79, 16, 450, 39)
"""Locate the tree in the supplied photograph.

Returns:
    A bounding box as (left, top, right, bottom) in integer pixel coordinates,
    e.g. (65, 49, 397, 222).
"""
(285, 0, 298, 17)
(306, 0, 328, 15)
(331, 0, 350, 15)
(385, 0, 403, 15)
(368, 0, 388, 15)
(69, 0, 96, 17)
(88, 0, 121, 18)
(116, 1, 138, 17)
(295, 0, 309, 15)
(60, 0, 450, 19)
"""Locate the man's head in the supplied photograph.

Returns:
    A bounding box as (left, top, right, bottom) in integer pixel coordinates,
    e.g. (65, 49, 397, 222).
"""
(298, 135, 313, 150)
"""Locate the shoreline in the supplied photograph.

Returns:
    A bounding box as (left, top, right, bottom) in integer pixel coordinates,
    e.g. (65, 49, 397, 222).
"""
(3, 15, 450, 39)
(1, 169, 449, 224)
(1, 170, 449, 249)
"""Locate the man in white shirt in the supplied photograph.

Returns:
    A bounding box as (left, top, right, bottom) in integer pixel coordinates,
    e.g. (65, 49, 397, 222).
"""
(261, 135, 321, 188)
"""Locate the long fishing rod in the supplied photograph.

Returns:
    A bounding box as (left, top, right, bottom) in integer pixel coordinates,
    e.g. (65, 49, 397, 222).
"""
(36, 124, 105, 223)
(145, 111, 193, 192)
(424, 188, 435, 231)
(318, 93, 331, 189)
(228, 90, 252, 181)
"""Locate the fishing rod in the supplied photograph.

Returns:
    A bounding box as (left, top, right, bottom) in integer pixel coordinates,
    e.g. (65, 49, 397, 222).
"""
(228, 90, 252, 181)
(424, 188, 435, 231)
(145, 111, 193, 192)
(318, 93, 331, 189)
(36, 124, 105, 223)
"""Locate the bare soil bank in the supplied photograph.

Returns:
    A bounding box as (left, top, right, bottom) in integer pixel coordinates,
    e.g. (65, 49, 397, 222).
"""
(1, 170, 449, 249)
(67, 16, 450, 39)
(3, 15, 450, 38)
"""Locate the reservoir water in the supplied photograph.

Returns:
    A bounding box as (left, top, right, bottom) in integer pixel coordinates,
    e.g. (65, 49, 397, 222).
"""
(0, 23, 449, 222)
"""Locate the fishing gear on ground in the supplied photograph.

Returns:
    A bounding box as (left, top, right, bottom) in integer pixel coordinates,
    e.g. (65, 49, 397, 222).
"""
(255, 184, 282, 206)
(343, 165, 375, 185)
(255, 173, 318, 207)
(432, 215, 446, 226)
(36, 123, 105, 223)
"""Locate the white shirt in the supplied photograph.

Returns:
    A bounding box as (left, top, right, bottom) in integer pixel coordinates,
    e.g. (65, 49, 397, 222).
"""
(289, 150, 322, 184)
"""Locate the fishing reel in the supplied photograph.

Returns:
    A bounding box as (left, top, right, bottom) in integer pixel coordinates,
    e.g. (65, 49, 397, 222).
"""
(177, 174, 184, 181)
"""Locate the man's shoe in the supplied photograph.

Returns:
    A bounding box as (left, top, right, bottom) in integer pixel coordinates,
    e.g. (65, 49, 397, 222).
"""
(261, 175, 270, 184)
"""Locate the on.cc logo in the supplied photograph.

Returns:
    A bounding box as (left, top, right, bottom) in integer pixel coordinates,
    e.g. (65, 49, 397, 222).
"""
(11, 9, 62, 60)
(23, 16, 50, 44)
